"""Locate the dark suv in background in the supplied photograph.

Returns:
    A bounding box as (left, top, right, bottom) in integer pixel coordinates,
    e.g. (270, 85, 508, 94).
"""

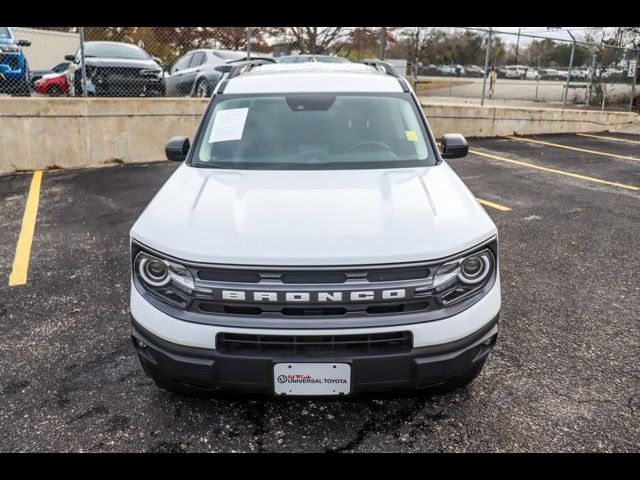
(0, 26, 31, 96)
(65, 41, 165, 97)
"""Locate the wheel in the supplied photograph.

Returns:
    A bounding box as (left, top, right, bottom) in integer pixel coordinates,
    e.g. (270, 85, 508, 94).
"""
(426, 357, 488, 395)
(194, 78, 209, 98)
(47, 85, 62, 97)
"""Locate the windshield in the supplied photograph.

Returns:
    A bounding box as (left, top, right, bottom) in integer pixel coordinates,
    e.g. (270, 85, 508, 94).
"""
(0, 27, 12, 40)
(84, 42, 150, 60)
(194, 93, 433, 170)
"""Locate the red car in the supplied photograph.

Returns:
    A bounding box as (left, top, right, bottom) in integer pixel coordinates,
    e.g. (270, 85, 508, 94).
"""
(34, 72, 68, 96)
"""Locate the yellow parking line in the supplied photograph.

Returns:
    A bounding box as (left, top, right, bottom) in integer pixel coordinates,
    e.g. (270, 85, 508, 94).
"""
(9, 171, 43, 287)
(505, 135, 640, 163)
(576, 132, 640, 145)
(476, 198, 511, 211)
(468, 149, 640, 191)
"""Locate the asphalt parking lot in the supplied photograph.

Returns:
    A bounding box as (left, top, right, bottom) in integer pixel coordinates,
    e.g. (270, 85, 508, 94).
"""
(1, 132, 639, 452)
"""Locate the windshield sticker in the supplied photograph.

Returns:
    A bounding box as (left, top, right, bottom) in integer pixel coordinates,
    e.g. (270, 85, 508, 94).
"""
(405, 130, 418, 142)
(209, 108, 249, 143)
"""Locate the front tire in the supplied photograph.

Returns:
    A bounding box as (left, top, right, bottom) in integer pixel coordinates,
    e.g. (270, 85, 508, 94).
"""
(194, 78, 209, 98)
(47, 85, 62, 97)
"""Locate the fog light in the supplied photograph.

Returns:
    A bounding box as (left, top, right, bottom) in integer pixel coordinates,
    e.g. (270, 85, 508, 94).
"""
(482, 335, 495, 346)
(137, 339, 148, 348)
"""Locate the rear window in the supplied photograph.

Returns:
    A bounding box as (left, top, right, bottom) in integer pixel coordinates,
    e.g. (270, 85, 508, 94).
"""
(194, 93, 434, 170)
(0, 27, 11, 40)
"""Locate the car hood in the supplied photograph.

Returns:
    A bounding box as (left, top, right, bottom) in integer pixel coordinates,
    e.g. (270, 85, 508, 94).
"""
(131, 163, 497, 266)
(85, 57, 159, 69)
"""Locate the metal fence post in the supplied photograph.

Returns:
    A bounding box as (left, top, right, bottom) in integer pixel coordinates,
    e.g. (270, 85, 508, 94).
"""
(480, 29, 492, 106)
(412, 27, 421, 91)
(378, 27, 386, 61)
(586, 53, 596, 106)
(562, 31, 576, 108)
(629, 49, 638, 112)
(246, 27, 251, 58)
(79, 27, 87, 97)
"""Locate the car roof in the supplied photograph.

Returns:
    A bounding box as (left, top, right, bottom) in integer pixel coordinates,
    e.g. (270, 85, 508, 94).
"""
(223, 62, 404, 94)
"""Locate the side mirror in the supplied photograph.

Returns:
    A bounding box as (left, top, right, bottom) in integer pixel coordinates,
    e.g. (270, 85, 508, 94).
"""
(64, 54, 77, 62)
(440, 133, 468, 159)
(17, 39, 31, 47)
(165, 136, 190, 162)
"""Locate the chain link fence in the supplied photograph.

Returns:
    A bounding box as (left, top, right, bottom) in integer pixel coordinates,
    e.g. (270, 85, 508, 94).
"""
(2, 26, 638, 112)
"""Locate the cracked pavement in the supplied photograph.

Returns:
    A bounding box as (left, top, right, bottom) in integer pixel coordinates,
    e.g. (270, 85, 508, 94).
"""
(1, 133, 639, 452)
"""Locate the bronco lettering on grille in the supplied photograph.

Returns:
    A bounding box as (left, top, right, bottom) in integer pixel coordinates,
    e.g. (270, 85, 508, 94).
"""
(216, 288, 408, 303)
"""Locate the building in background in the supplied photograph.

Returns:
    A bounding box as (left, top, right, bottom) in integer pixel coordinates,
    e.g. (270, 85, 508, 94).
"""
(11, 27, 79, 70)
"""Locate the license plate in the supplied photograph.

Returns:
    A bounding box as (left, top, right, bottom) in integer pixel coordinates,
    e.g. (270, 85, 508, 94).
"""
(274, 363, 351, 396)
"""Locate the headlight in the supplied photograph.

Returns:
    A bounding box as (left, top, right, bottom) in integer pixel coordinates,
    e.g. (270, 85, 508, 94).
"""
(432, 248, 495, 305)
(140, 68, 162, 77)
(133, 251, 195, 307)
(138, 257, 169, 286)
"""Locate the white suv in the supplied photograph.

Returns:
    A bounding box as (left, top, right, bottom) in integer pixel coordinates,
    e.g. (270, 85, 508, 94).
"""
(504, 65, 528, 79)
(129, 61, 501, 397)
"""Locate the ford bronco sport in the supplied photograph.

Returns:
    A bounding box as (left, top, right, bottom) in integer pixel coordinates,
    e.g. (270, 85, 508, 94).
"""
(130, 61, 500, 397)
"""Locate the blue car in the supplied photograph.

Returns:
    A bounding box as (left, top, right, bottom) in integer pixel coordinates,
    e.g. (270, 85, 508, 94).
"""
(0, 27, 31, 96)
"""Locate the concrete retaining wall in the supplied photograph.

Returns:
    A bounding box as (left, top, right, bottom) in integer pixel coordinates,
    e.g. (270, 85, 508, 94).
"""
(0, 97, 637, 175)
(422, 101, 638, 138)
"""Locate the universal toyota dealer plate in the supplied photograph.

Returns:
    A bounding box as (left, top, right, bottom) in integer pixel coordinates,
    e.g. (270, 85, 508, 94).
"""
(274, 363, 351, 396)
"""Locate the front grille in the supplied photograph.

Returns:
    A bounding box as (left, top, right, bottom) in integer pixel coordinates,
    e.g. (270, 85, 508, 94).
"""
(198, 300, 430, 316)
(217, 331, 413, 356)
(196, 265, 430, 284)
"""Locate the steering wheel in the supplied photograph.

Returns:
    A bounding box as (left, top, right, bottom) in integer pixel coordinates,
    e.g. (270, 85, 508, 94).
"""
(347, 141, 393, 153)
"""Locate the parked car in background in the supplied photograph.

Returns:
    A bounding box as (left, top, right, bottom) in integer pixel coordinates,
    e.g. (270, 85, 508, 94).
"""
(464, 65, 485, 77)
(30, 61, 70, 87)
(525, 68, 539, 80)
(64, 41, 165, 97)
(570, 69, 589, 80)
(275, 54, 350, 64)
(504, 65, 527, 79)
(0, 26, 31, 96)
(537, 68, 559, 80)
(33, 72, 68, 96)
(436, 65, 457, 76)
(164, 49, 275, 97)
(453, 64, 466, 76)
(419, 64, 440, 76)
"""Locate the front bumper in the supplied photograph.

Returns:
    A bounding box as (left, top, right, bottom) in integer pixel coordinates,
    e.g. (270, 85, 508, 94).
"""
(132, 313, 499, 395)
(130, 272, 501, 395)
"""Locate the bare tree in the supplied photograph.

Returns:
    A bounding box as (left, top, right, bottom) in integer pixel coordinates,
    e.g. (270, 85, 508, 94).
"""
(288, 27, 347, 54)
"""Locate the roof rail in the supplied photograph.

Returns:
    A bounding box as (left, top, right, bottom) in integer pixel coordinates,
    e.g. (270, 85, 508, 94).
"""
(215, 59, 274, 94)
(360, 60, 400, 77)
(227, 59, 274, 79)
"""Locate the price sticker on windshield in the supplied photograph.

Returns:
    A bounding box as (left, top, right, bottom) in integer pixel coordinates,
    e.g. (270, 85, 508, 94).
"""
(209, 108, 249, 143)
